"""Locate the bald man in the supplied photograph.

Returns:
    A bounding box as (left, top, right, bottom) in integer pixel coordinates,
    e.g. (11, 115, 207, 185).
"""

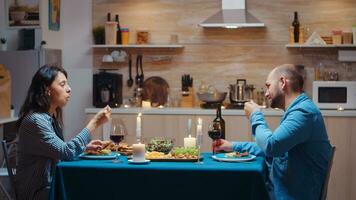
(216, 64, 332, 200)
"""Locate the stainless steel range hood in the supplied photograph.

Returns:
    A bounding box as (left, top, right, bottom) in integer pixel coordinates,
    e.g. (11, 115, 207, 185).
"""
(199, 0, 265, 28)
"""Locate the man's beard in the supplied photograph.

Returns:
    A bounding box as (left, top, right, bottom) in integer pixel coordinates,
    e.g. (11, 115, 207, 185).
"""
(270, 89, 284, 109)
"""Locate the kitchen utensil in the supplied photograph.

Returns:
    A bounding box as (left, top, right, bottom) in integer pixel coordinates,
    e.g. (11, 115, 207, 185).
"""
(229, 79, 254, 103)
(135, 55, 141, 85)
(127, 54, 133, 87)
(196, 92, 227, 103)
(139, 55, 144, 82)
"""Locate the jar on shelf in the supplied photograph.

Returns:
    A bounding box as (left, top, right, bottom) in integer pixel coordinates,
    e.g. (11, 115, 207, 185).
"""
(121, 27, 130, 45)
(136, 30, 150, 44)
(105, 21, 118, 45)
(331, 29, 343, 44)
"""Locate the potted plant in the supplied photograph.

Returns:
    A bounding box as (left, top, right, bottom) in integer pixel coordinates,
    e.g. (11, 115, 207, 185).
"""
(0, 37, 7, 51)
(92, 26, 105, 44)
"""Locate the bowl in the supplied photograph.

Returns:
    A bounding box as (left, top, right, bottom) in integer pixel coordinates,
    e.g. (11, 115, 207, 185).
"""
(196, 92, 227, 103)
(145, 137, 174, 154)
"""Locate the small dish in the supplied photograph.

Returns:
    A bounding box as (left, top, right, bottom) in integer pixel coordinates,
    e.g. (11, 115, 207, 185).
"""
(128, 159, 150, 164)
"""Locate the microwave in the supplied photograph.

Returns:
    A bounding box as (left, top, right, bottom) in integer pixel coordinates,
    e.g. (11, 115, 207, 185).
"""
(313, 81, 356, 110)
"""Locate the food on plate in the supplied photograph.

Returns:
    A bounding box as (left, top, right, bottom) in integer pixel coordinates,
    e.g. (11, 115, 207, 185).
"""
(146, 137, 174, 154)
(170, 147, 199, 159)
(145, 151, 172, 159)
(85, 148, 111, 156)
(117, 142, 133, 155)
(225, 151, 249, 158)
(85, 140, 115, 155)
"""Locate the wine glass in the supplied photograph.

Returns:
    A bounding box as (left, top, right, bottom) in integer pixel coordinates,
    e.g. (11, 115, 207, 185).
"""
(208, 122, 222, 155)
(195, 129, 203, 164)
(110, 119, 127, 163)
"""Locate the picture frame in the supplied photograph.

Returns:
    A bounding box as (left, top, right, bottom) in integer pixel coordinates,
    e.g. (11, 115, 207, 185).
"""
(48, 0, 60, 31)
(6, 0, 40, 28)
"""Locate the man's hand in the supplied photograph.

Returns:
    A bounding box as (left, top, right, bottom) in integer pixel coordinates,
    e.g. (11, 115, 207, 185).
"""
(244, 100, 261, 119)
(86, 140, 104, 151)
(213, 139, 233, 152)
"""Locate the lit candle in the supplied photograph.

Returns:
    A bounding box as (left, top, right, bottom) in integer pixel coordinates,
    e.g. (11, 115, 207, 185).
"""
(132, 143, 146, 162)
(196, 118, 203, 147)
(184, 135, 196, 148)
(197, 118, 202, 135)
(142, 100, 151, 108)
(136, 113, 142, 142)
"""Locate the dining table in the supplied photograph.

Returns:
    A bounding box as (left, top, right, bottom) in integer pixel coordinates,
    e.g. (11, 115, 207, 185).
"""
(50, 153, 269, 200)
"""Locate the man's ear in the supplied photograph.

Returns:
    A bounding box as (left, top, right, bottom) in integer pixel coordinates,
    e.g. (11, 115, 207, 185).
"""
(279, 76, 287, 90)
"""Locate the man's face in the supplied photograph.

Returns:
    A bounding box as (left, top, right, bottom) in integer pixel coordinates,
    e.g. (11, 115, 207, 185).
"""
(265, 72, 284, 109)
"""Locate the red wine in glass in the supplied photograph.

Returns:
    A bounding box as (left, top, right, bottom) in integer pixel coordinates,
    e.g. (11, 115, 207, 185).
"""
(110, 135, 124, 144)
(208, 129, 222, 154)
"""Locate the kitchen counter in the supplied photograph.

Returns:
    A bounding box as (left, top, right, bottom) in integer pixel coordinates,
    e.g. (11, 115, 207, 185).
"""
(85, 107, 356, 117)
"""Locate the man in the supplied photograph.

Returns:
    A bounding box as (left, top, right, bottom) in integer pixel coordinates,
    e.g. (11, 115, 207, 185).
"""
(216, 64, 332, 200)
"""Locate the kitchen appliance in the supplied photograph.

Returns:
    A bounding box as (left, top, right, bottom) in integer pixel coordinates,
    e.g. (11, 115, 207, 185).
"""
(313, 81, 356, 110)
(197, 92, 227, 109)
(199, 0, 265, 28)
(229, 79, 254, 108)
(93, 71, 123, 108)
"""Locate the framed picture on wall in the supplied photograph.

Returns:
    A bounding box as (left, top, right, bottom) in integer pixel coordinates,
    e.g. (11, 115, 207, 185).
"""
(6, 0, 40, 28)
(48, 0, 60, 31)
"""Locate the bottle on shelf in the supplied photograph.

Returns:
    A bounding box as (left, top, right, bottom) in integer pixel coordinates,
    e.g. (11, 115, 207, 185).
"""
(115, 14, 122, 44)
(107, 12, 111, 22)
(292, 11, 300, 43)
(213, 106, 225, 139)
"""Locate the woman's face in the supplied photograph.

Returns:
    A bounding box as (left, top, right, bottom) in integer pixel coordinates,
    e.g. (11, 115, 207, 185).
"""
(48, 72, 71, 108)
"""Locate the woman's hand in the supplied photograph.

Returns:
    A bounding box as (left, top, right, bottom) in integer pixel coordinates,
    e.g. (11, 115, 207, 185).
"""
(85, 140, 104, 151)
(213, 139, 233, 152)
(86, 105, 112, 133)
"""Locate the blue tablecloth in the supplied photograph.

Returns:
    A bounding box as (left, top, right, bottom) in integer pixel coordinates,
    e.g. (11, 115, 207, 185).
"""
(50, 153, 269, 200)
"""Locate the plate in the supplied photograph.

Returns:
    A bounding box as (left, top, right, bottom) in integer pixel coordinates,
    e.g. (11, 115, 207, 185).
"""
(147, 156, 203, 162)
(79, 152, 120, 160)
(128, 159, 150, 164)
(212, 153, 256, 162)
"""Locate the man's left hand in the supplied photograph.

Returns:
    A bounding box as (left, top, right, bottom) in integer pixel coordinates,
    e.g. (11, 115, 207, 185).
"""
(244, 100, 261, 119)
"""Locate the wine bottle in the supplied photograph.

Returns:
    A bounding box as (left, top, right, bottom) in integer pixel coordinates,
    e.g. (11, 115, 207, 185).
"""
(107, 12, 111, 21)
(213, 106, 225, 139)
(292, 11, 300, 43)
(115, 14, 122, 44)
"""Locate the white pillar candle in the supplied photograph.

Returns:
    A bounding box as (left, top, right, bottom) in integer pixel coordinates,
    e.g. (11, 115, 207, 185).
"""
(136, 113, 142, 142)
(184, 135, 196, 148)
(132, 143, 146, 162)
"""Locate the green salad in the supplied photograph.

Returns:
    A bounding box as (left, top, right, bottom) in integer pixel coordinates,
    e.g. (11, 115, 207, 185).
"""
(171, 147, 198, 156)
(146, 138, 174, 154)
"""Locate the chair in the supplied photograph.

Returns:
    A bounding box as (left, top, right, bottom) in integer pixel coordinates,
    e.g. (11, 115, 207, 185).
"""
(1, 140, 17, 200)
(320, 146, 336, 200)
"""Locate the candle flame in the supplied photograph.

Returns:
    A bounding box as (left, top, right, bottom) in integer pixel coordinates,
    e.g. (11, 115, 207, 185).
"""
(138, 112, 142, 117)
(198, 118, 202, 125)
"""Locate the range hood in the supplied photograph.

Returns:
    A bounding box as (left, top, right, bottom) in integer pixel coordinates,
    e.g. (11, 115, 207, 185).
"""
(199, 0, 265, 28)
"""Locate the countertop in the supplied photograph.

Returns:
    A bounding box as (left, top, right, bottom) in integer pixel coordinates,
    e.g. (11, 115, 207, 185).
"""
(85, 107, 356, 117)
(0, 117, 18, 124)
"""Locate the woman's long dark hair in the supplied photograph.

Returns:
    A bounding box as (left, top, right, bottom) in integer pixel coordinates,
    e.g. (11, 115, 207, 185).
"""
(17, 64, 68, 128)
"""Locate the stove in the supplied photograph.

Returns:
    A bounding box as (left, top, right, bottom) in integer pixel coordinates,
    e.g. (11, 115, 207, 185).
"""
(226, 101, 247, 109)
(200, 102, 222, 109)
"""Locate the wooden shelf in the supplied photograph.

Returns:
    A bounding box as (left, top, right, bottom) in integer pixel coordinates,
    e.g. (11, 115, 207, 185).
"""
(286, 44, 356, 48)
(92, 44, 184, 49)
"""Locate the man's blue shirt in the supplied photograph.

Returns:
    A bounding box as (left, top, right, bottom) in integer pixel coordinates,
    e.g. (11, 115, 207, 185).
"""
(232, 93, 332, 200)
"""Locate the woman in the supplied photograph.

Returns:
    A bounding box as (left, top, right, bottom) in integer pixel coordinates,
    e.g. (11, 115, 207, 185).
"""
(142, 76, 169, 107)
(16, 65, 111, 200)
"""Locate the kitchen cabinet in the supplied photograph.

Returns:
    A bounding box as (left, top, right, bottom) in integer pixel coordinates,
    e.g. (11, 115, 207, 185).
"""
(286, 44, 356, 48)
(323, 117, 356, 200)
